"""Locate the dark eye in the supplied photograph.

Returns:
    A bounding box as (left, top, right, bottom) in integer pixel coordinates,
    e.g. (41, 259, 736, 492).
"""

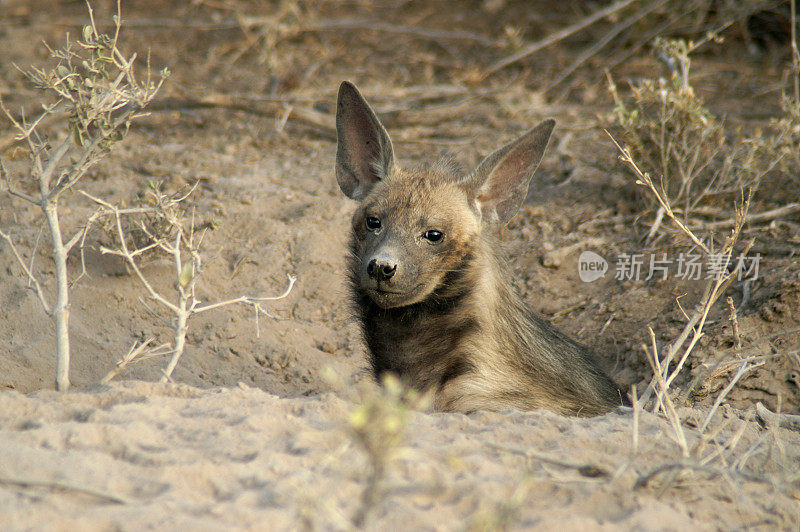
(366, 217, 381, 231)
(423, 230, 443, 243)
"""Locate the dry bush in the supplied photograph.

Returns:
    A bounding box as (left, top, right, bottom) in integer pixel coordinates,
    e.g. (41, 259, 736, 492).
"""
(604, 6, 800, 497)
(0, 2, 166, 390)
(609, 137, 753, 404)
(608, 36, 780, 241)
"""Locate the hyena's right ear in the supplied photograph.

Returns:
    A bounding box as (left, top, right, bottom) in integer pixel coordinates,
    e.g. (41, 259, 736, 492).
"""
(335, 81, 395, 200)
(462, 119, 555, 226)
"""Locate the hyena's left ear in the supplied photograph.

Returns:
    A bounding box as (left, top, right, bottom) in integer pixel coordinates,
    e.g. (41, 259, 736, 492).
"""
(463, 119, 555, 225)
(335, 81, 395, 200)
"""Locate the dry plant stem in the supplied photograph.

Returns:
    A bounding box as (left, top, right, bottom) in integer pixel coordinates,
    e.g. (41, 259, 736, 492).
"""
(663, 248, 744, 389)
(727, 297, 741, 351)
(101, 338, 171, 383)
(646, 206, 666, 242)
(5, 83, 501, 149)
(698, 360, 764, 433)
(692, 202, 800, 230)
(487, 442, 610, 477)
(678, 346, 800, 405)
(43, 200, 71, 391)
(644, 329, 689, 456)
(633, 460, 764, 490)
(607, 133, 711, 253)
(698, 410, 752, 467)
(0, 229, 51, 314)
(56, 16, 497, 46)
(631, 384, 640, 454)
(292, 18, 497, 46)
(352, 456, 383, 528)
(603, 10, 693, 75)
(694, 411, 738, 467)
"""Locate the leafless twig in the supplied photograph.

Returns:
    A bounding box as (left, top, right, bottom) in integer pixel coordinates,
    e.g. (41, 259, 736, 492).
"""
(83, 186, 295, 382)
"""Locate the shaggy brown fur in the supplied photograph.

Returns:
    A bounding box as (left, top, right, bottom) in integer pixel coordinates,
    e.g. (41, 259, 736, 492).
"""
(336, 81, 626, 416)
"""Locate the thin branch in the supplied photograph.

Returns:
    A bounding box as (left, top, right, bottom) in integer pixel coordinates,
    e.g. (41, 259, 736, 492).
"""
(0, 228, 52, 314)
(38, 137, 72, 193)
(137, 297, 175, 329)
(101, 338, 172, 383)
(192, 274, 296, 314)
(698, 360, 764, 433)
(608, 132, 711, 253)
(1, 160, 41, 205)
(634, 460, 766, 490)
(756, 402, 800, 432)
(79, 191, 159, 216)
(293, 18, 497, 47)
(644, 329, 688, 456)
(792, 0, 799, 103)
(27, 223, 44, 287)
(53, 16, 498, 46)
(487, 442, 610, 478)
(105, 208, 180, 314)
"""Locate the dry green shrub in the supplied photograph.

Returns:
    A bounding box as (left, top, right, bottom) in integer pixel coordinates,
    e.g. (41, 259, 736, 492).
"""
(609, 37, 776, 223)
(0, 3, 166, 390)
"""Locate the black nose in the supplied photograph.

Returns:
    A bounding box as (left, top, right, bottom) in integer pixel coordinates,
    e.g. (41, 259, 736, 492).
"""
(367, 258, 397, 281)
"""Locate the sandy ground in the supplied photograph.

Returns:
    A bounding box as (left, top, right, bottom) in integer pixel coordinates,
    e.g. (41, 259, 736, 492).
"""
(1, 1, 800, 529)
(0, 381, 798, 531)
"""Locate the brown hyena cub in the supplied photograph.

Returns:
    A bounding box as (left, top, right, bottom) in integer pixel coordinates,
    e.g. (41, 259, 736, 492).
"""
(335, 81, 626, 416)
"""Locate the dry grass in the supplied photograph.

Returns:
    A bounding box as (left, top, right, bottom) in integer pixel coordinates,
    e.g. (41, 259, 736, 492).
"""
(608, 34, 798, 497)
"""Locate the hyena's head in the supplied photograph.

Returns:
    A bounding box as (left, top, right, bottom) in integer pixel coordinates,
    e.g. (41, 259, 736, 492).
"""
(336, 81, 554, 309)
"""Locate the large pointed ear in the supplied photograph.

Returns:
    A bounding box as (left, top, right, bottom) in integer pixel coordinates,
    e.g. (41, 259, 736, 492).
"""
(462, 119, 555, 225)
(335, 81, 395, 200)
